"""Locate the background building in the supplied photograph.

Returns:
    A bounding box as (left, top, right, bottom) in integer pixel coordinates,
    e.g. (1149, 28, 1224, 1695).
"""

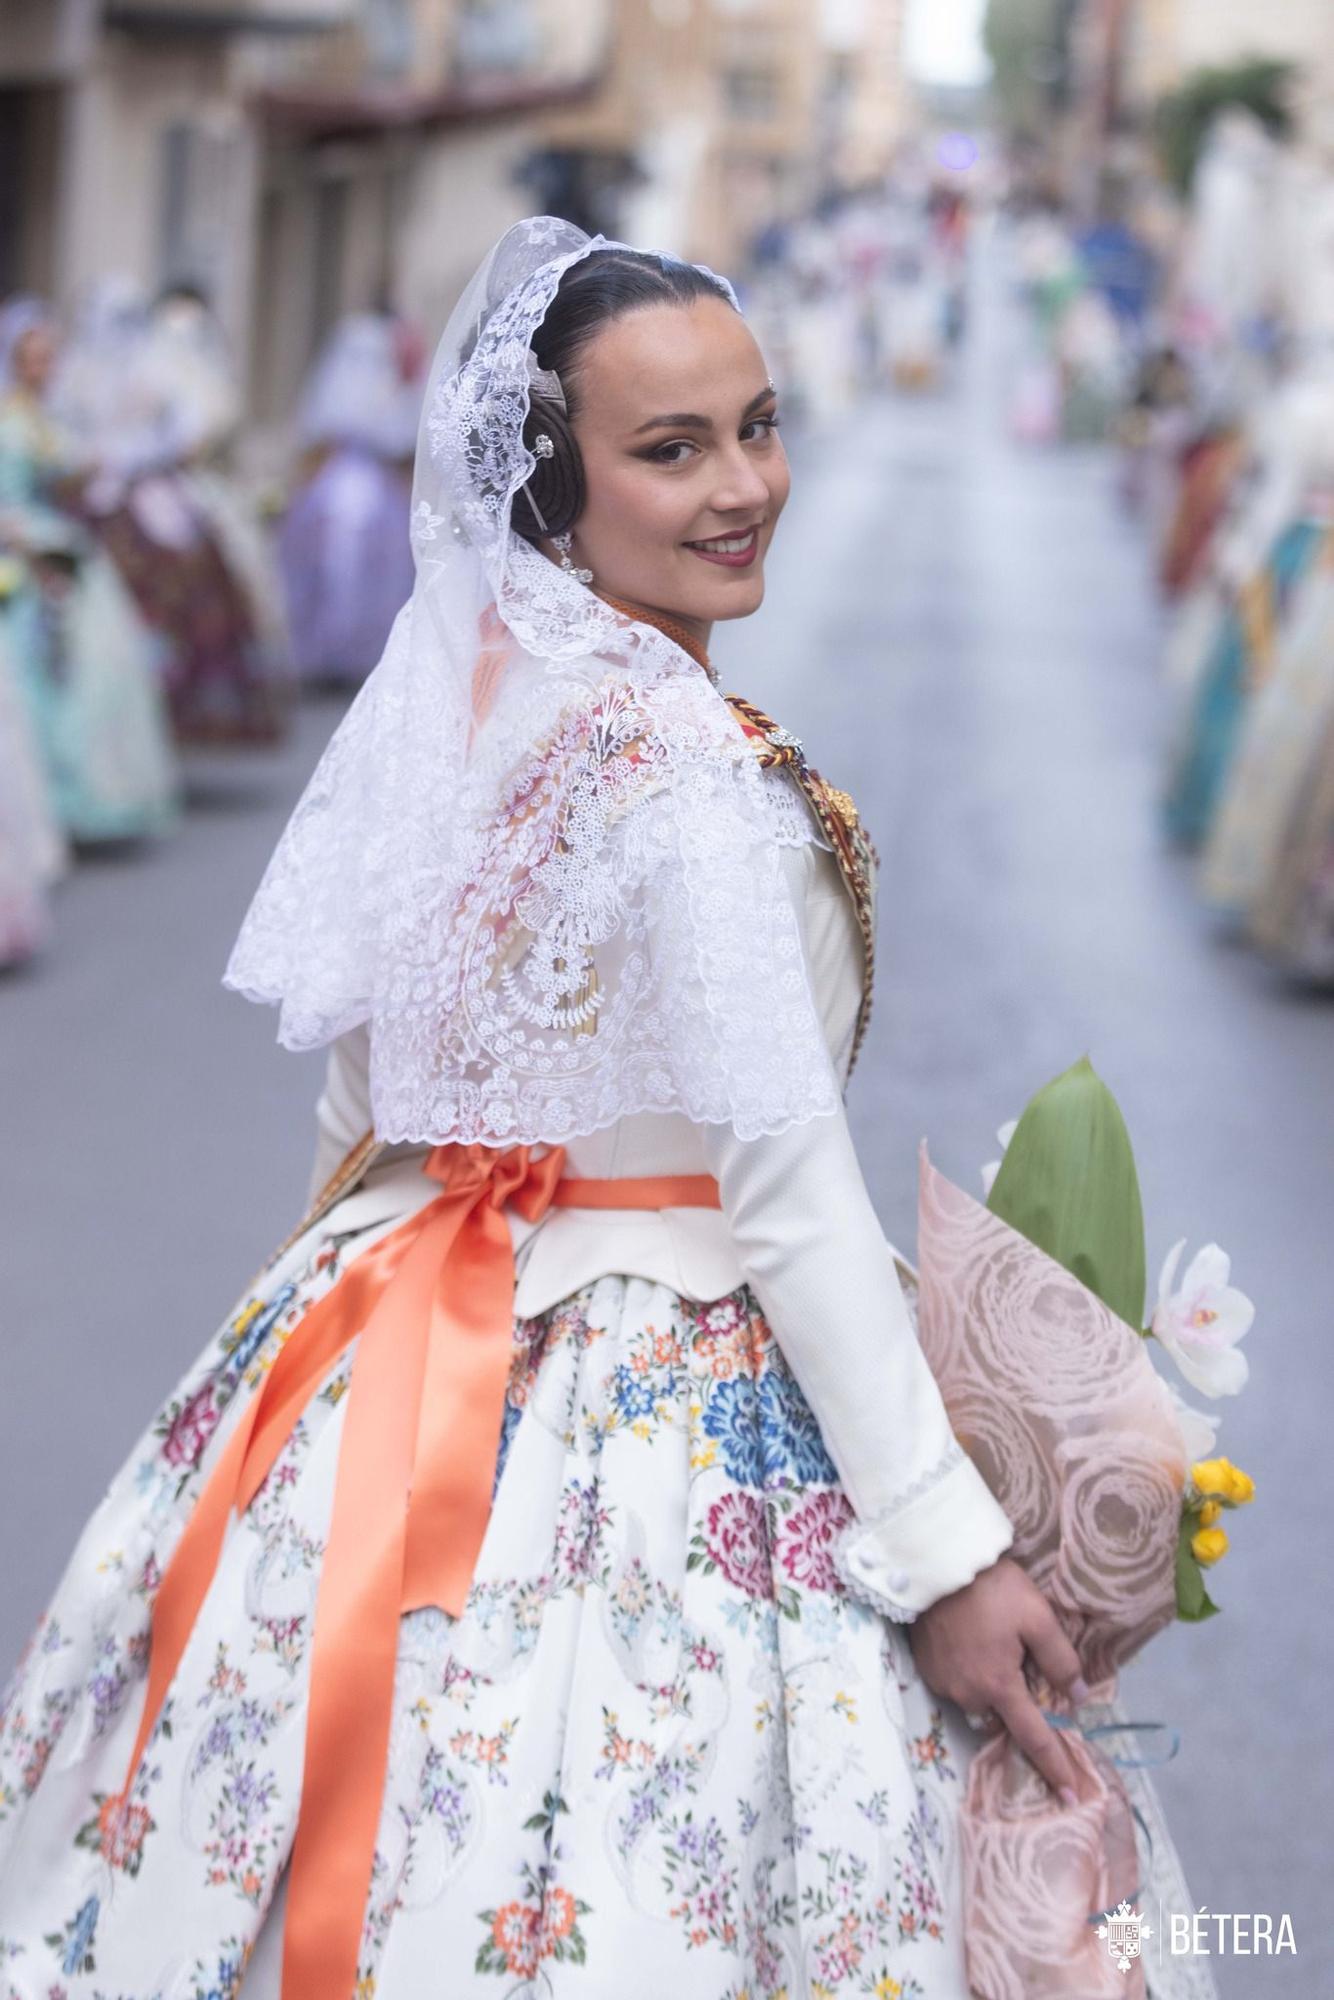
(0, 0, 608, 421)
(1, 0, 912, 424)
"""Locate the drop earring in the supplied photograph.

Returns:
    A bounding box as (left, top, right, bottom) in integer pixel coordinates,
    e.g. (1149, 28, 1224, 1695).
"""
(552, 529, 593, 585)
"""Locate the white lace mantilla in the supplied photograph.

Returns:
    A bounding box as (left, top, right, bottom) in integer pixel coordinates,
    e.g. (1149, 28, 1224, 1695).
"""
(226, 218, 842, 1145)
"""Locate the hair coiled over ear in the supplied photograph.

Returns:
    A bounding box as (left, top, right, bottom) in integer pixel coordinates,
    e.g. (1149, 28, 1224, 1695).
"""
(513, 394, 584, 541)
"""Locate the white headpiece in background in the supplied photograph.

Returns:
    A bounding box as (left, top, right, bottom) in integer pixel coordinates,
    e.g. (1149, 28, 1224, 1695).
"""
(295, 310, 424, 461)
(225, 216, 839, 1146)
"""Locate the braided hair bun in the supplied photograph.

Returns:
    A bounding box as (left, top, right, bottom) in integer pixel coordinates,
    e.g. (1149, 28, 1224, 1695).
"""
(513, 394, 584, 541)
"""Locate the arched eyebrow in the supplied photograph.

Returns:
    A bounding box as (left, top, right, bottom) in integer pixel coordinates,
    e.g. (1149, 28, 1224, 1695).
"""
(632, 382, 776, 435)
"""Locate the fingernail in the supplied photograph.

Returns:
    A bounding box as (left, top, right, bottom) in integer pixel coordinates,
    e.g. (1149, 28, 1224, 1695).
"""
(1060, 1786, 1079, 1809)
(1070, 1677, 1090, 1704)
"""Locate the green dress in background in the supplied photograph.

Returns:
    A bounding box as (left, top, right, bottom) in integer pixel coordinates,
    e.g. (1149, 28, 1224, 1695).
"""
(0, 391, 176, 844)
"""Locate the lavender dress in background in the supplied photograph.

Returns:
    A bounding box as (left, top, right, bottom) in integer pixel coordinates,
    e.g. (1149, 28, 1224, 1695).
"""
(277, 313, 423, 685)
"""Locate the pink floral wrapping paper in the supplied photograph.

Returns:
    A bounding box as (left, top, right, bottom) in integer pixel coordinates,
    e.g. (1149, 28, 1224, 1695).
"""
(913, 1143, 1189, 2000)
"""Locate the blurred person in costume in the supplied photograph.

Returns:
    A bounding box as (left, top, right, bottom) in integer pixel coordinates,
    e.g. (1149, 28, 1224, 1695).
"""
(1161, 138, 1334, 851)
(1202, 129, 1334, 968)
(144, 283, 291, 675)
(0, 603, 65, 967)
(882, 191, 950, 393)
(63, 279, 291, 746)
(0, 220, 1207, 1999)
(277, 309, 424, 687)
(1201, 530, 1334, 950)
(1152, 110, 1283, 598)
(1247, 690, 1334, 979)
(0, 299, 176, 843)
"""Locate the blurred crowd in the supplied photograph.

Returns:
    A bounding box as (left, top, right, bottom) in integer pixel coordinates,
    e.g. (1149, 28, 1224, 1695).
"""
(1004, 108, 1334, 986)
(743, 167, 973, 416)
(0, 282, 428, 969)
(8, 102, 1334, 992)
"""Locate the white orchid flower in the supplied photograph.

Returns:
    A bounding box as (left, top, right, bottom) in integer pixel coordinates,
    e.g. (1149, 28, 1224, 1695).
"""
(981, 1118, 1019, 1198)
(1150, 1238, 1253, 1398)
(1163, 1378, 1222, 1462)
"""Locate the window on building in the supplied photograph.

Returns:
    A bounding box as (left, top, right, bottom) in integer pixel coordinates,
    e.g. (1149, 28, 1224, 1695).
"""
(453, 0, 540, 79)
(363, 0, 414, 77)
(158, 118, 242, 305)
(0, 86, 62, 299)
(310, 173, 350, 355)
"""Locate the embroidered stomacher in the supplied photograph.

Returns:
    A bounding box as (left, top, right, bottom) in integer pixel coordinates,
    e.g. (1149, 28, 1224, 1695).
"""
(722, 692, 879, 1081)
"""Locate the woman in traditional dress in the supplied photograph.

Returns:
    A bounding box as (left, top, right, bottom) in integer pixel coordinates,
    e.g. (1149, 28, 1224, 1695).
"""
(0, 300, 176, 845)
(1, 221, 1175, 2000)
(1198, 151, 1334, 953)
(1247, 696, 1334, 979)
(1159, 510, 1327, 849)
(278, 309, 423, 686)
(1199, 527, 1334, 922)
(1158, 344, 1334, 849)
(144, 285, 292, 694)
(62, 283, 291, 747)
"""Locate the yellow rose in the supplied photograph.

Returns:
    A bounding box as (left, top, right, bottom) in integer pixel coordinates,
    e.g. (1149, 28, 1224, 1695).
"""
(1191, 1526, 1229, 1566)
(1224, 1463, 1255, 1503)
(1197, 1500, 1222, 1527)
(1190, 1456, 1255, 1503)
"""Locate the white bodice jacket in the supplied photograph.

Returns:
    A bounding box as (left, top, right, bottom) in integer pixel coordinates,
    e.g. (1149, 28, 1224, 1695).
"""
(307, 818, 1016, 1623)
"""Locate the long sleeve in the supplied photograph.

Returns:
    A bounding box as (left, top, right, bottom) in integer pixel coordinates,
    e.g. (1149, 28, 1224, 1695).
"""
(308, 1022, 374, 1201)
(698, 829, 1015, 1621)
(701, 1107, 1014, 1619)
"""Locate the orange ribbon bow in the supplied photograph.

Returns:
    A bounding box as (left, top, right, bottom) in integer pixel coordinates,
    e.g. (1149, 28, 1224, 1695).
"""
(116, 1141, 720, 1999)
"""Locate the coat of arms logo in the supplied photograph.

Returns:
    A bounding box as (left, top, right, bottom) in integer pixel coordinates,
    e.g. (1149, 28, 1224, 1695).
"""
(1096, 1898, 1153, 1973)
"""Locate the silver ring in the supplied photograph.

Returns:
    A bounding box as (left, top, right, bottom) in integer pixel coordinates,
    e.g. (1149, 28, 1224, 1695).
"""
(964, 1708, 999, 1732)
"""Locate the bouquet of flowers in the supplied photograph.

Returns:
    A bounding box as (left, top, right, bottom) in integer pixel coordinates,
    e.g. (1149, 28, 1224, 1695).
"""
(908, 1057, 1255, 2000)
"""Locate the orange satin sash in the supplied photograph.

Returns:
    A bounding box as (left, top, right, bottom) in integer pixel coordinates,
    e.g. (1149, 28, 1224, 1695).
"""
(114, 1141, 721, 1999)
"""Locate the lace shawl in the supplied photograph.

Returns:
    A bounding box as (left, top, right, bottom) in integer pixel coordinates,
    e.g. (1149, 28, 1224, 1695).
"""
(225, 216, 840, 1145)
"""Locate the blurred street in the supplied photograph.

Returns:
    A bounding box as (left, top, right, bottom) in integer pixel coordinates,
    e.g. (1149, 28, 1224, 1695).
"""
(2, 232, 1328, 1989)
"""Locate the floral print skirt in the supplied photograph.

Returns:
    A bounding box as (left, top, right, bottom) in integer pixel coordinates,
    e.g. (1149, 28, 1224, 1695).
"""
(0, 1191, 986, 2000)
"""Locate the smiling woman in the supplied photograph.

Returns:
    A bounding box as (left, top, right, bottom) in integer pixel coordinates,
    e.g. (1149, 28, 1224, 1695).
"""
(0, 219, 1093, 2000)
(511, 246, 789, 640)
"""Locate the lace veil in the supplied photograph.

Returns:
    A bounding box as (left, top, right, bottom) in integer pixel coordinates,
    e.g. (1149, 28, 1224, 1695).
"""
(225, 216, 840, 1145)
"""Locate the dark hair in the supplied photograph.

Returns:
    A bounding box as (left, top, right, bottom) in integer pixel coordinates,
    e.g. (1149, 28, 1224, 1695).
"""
(512, 249, 736, 544)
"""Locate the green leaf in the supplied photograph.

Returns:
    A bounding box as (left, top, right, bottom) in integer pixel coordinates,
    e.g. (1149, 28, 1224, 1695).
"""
(1175, 1517, 1222, 1621)
(986, 1055, 1146, 1331)
(1175, 1531, 1204, 1618)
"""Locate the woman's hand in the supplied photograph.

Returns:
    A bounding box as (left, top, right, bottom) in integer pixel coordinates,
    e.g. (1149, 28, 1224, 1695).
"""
(907, 1554, 1088, 1803)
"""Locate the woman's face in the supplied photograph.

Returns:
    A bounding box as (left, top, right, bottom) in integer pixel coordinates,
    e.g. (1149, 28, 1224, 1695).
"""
(559, 295, 789, 640)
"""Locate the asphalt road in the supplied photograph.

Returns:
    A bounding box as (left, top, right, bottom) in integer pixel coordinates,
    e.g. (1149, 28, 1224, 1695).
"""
(3, 250, 1328, 1993)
